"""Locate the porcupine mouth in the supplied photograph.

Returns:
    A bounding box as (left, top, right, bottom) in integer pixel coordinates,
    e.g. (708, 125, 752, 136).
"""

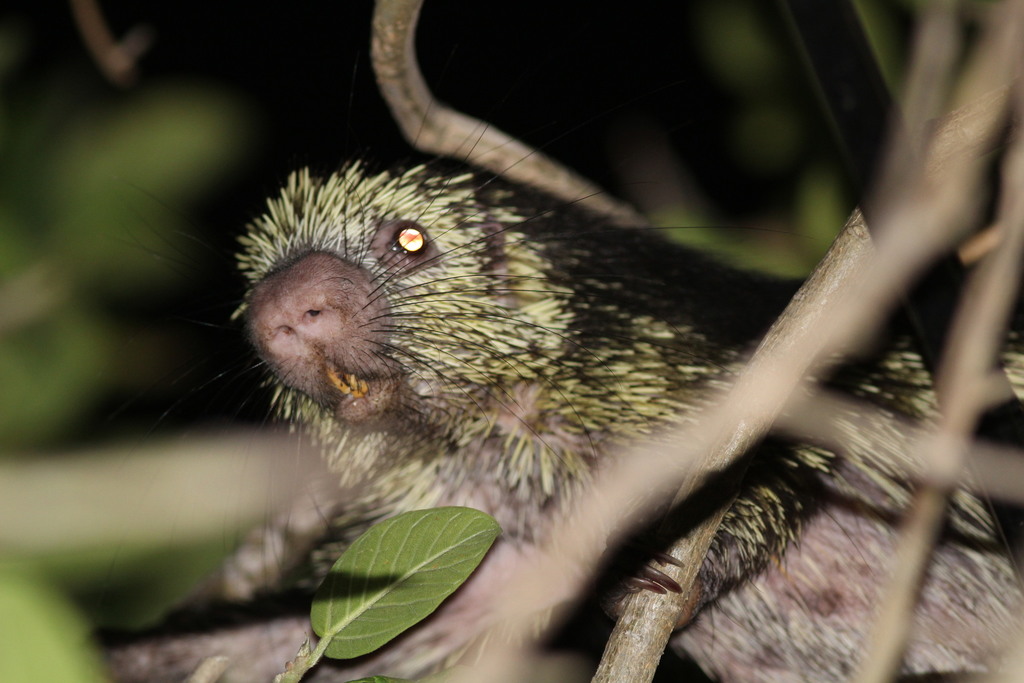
(324, 364, 402, 424)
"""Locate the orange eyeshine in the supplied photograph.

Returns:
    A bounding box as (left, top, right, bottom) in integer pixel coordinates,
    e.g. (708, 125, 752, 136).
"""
(395, 227, 426, 253)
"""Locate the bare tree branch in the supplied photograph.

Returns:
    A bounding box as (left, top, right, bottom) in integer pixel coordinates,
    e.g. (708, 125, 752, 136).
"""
(591, 209, 880, 683)
(853, 5, 1024, 680)
(369, 0, 647, 227)
(778, 388, 1024, 507)
(595, 12, 1021, 672)
(0, 431, 313, 553)
(185, 656, 230, 683)
(68, 0, 151, 88)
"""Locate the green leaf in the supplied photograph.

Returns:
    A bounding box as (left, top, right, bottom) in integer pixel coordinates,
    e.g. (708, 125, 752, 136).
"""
(0, 569, 107, 683)
(311, 507, 500, 660)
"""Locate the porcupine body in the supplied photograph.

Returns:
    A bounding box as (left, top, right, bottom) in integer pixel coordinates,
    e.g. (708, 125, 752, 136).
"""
(108, 161, 1021, 682)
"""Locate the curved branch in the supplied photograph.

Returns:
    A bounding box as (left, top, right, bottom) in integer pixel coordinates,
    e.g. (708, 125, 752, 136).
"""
(370, 0, 647, 227)
(68, 0, 151, 88)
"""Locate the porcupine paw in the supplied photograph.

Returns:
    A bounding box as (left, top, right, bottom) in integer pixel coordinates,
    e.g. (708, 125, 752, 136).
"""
(625, 550, 684, 594)
(599, 548, 685, 620)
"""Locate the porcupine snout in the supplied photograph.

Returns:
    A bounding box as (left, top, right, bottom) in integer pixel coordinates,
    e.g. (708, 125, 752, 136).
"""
(245, 251, 398, 423)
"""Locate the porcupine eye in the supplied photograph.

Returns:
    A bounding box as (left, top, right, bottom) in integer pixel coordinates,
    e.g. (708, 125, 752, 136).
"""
(371, 219, 438, 273)
(391, 223, 426, 253)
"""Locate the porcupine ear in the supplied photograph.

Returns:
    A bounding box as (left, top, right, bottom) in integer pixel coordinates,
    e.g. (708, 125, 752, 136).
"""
(369, 0, 645, 228)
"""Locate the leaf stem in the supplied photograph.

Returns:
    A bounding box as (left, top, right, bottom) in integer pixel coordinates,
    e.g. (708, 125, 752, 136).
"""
(273, 638, 328, 683)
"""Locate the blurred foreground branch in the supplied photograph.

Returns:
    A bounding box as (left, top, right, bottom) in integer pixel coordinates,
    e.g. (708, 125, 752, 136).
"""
(0, 431, 312, 554)
(68, 0, 152, 88)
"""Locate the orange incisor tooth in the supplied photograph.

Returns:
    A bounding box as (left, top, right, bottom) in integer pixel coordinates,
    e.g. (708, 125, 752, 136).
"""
(327, 369, 367, 398)
(327, 369, 351, 394)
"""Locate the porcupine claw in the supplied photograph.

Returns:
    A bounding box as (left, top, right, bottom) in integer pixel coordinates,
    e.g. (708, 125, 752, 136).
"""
(625, 564, 683, 595)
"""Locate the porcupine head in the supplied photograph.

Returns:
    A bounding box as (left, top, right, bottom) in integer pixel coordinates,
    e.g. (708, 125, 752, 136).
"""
(238, 162, 616, 540)
(237, 154, 783, 544)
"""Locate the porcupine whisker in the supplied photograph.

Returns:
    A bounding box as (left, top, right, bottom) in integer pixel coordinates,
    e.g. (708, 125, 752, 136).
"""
(371, 333, 513, 400)
(415, 233, 790, 358)
(376, 327, 593, 462)
(383, 293, 597, 356)
(366, 345, 467, 418)
(488, 284, 745, 370)
(359, 222, 486, 303)
(384, 299, 735, 378)
(202, 361, 276, 421)
(113, 345, 256, 433)
(443, 218, 807, 280)
(386, 329, 565, 412)
(413, 161, 494, 226)
(396, 226, 732, 303)
(391, 366, 495, 430)
(385, 281, 565, 309)
(356, 189, 523, 274)
(384, 277, 557, 304)
(384, 306, 716, 411)
(373, 340, 529, 434)
(381, 325, 543, 401)
(381, 324, 606, 462)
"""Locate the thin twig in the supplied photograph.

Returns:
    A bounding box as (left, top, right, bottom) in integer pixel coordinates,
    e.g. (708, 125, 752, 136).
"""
(369, 0, 646, 227)
(0, 432, 312, 553)
(778, 387, 1024, 507)
(68, 0, 151, 88)
(592, 209, 878, 683)
(186, 656, 230, 683)
(853, 5, 1024, 680)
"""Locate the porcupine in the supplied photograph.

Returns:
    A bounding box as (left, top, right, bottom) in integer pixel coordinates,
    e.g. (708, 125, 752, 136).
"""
(107, 161, 1022, 682)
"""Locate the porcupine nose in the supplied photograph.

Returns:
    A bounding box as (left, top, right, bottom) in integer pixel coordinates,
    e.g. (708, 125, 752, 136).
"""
(245, 251, 383, 397)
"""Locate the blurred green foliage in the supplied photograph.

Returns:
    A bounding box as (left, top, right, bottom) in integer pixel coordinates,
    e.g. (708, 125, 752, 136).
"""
(0, 568, 107, 683)
(653, 0, 909, 278)
(0, 15, 257, 680)
(0, 20, 253, 449)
